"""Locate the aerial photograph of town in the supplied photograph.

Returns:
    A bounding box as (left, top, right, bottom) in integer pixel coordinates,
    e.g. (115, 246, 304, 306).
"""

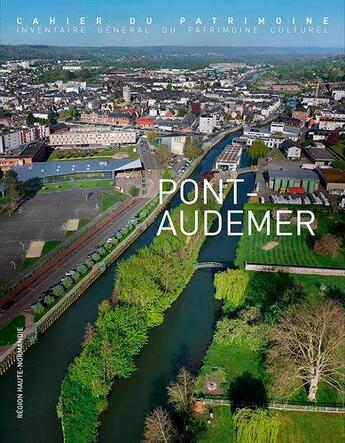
(0, 0, 344, 442)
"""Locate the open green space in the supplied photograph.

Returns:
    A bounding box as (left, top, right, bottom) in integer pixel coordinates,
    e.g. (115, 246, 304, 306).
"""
(0, 315, 25, 346)
(198, 269, 345, 406)
(101, 189, 128, 212)
(19, 240, 61, 271)
(235, 207, 345, 269)
(41, 179, 115, 193)
(196, 406, 345, 443)
(49, 145, 139, 161)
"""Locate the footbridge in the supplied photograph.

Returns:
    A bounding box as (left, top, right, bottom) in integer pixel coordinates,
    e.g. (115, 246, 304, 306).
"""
(196, 262, 227, 270)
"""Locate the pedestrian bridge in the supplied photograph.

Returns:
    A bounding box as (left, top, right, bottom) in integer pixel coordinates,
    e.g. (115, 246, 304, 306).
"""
(196, 262, 227, 270)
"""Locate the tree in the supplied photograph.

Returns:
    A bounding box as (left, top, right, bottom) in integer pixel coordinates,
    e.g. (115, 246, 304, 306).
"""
(129, 185, 139, 197)
(48, 111, 58, 126)
(214, 269, 249, 307)
(184, 137, 203, 160)
(268, 299, 345, 401)
(249, 139, 270, 159)
(233, 408, 280, 443)
(4, 170, 22, 213)
(167, 368, 196, 422)
(157, 144, 170, 167)
(67, 106, 80, 120)
(34, 302, 44, 316)
(26, 111, 35, 126)
(314, 234, 343, 258)
(177, 106, 188, 117)
(144, 407, 175, 443)
(147, 131, 158, 144)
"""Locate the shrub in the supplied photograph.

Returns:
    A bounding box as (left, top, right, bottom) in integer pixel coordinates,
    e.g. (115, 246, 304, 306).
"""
(44, 295, 55, 306)
(34, 302, 44, 315)
(314, 234, 343, 258)
(62, 277, 73, 290)
(91, 252, 101, 262)
(52, 284, 65, 298)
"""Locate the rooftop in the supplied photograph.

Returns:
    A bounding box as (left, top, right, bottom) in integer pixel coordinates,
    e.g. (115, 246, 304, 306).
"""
(318, 168, 345, 183)
(216, 145, 242, 164)
(12, 158, 142, 182)
(267, 169, 319, 181)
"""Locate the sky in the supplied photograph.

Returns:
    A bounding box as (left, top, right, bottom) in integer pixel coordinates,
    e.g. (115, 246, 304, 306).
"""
(0, 0, 344, 47)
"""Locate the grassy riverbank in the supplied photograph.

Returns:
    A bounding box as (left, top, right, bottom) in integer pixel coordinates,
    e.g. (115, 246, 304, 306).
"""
(58, 181, 227, 443)
(197, 406, 345, 443)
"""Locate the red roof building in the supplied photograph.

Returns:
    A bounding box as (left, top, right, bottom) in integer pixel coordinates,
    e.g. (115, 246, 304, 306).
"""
(136, 117, 155, 128)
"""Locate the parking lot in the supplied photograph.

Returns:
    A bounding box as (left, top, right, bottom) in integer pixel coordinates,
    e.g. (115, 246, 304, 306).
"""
(0, 189, 104, 279)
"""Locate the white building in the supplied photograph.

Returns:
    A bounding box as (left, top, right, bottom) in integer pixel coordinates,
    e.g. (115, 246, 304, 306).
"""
(49, 128, 137, 148)
(199, 115, 217, 134)
(215, 145, 242, 171)
(332, 90, 345, 101)
(171, 136, 187, 155)
(319, 120, 345, 130)
(282, 144, 301, 160)
(123, 85, 131, 104)
(0, 129, 22, 152)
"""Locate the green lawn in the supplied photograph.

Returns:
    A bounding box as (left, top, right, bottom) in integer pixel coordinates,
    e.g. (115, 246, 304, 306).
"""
(101, 190, 128, 212)
(235, 208, 345, 269)
(197, 406, 234, 443)
(49, 146, 139, 161)
(0, 315, 25, 346)
(41, 180, 115, 193)
(19, 240, 61, 270)
(196, 407, 345, 443)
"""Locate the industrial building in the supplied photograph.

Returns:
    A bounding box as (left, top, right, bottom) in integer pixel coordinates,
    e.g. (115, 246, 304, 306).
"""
(215, 145, 242, 172)
(317, 168, 345, 192)
(266, 170, 319, 193)
(12, 158, 142, 184)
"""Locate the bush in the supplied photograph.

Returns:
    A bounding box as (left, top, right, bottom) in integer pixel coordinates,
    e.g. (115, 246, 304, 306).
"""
(62, 277, 74, 290)
(44, 295, 55, 306)
(97, 247, 107, 257)
(52, 284, 65, 298)
(91, 252, 101, 262)
(77, 264, 88, 275)
(34, 302, 45, 315)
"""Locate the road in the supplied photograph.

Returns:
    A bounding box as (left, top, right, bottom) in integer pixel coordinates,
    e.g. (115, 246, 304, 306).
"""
(0, 197, 149, 329)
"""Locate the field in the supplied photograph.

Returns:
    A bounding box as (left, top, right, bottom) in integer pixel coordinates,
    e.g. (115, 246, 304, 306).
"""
(235, 208, 345, 269)
(196, 406, 345, 443)
(101, 189, 129, 211)
(41, 179, 114, 192)
(0, 315, 25, 345)
(49, 146, 139, 161)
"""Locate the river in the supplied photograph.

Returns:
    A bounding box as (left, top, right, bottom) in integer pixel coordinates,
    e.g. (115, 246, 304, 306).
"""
(0, 133, 254, 443)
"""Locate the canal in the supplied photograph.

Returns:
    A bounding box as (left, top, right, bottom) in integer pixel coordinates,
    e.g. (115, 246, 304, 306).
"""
(0, 133, 254, 443)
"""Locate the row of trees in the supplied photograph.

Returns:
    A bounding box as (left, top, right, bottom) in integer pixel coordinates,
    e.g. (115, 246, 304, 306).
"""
(58, 186, 224, 442)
